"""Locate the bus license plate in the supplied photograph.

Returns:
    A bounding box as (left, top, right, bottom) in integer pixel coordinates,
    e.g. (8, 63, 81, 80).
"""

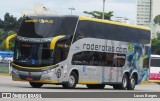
(26, 77, 33, 81)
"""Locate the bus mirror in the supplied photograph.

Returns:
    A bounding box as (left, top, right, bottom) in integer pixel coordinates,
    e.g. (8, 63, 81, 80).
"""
(50, 35, 65, 50)
(6, 34, 17, 49)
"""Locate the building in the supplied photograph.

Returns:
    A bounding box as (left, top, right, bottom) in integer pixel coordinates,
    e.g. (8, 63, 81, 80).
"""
(21, 4, 56, 16)
(113, 17, 130, 24)
(136, 0, 151, 27)
(136, 0, 160, 38)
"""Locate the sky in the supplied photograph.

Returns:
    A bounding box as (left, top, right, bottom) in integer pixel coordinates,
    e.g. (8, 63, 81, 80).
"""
(0, 0, 136, 24)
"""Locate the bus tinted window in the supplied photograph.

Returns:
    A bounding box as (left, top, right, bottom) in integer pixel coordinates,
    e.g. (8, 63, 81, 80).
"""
(18, 16, 78, 38)
(72, 51, 126, 67)
(151, 59, 160, 67)
(74, 21, 150, 44)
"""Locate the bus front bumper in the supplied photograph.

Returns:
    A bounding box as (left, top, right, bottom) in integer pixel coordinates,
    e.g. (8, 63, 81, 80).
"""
(11, 68, 61, 84)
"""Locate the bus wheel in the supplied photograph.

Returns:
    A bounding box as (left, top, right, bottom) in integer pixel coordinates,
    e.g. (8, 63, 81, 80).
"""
(29, 82, 43, 88)
(156, 83, 160, 85)
(127, 75, 136, 90)
(86, 84, 105, 89)
(62, 72, 77, 89)
(121, 74, 128, 90)
(113, 74, 128, 90)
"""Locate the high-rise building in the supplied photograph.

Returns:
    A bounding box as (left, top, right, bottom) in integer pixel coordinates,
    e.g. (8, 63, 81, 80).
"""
(113, 17, 130, 24)
(136, 0, 151, 27)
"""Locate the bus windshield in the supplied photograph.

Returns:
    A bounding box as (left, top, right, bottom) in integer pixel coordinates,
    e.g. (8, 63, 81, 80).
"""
(151, 58, 160, 67)
(18, 16, 78, 38)
(14, 42, 53, 67)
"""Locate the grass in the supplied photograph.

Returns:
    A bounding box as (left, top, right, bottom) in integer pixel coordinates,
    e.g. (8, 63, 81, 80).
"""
(0, 73, 10, 76)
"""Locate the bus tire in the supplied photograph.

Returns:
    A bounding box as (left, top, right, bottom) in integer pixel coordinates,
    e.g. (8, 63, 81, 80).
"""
(157, 83, 160, 85)
(113, 74, 128, 90)
(62, 72, 77, 89)
(127, 75, 136, 90)
(29, 82, 43, 88)
(86, 84, 105, 89)
(121, 74, 128, 90)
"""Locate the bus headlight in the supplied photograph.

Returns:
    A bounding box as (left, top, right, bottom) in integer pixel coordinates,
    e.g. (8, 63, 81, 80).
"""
(47, 70, 51, 73)
(42, 69, 51, 74)
(51, 69, 55, 72)
(43, 71, 48, 74)
(42, 64, 59, 74)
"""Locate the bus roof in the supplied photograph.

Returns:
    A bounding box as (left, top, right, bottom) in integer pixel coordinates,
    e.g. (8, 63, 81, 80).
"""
(151, 54, 160, 58)
(79, 16, 151, 31)
(23, 15, 150, 31)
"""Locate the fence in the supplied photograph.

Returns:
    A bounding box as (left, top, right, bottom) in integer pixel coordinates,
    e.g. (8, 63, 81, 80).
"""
(0, 61, 11, 74)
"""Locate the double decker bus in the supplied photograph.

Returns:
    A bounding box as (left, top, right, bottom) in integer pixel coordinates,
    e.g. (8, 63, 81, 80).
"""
(6, 15, 151, 90)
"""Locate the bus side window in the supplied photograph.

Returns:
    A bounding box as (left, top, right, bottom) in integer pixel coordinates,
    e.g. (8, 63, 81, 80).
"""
(74, 31, 85, 41)
(54, 37, 73, 64)
(72, 51, 126, 67)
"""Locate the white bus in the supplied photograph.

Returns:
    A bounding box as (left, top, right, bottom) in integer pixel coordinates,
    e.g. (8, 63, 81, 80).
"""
(149, 55, 160, 83)
(6, 15, 151, 90)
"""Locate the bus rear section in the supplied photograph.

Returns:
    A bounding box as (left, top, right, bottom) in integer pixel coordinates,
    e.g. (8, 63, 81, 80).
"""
(149, 55, 160, 83)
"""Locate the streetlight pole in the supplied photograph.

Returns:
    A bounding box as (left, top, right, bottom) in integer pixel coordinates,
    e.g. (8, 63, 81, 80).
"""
(102, 0, 105, 19)
(68, 7, 75, 15)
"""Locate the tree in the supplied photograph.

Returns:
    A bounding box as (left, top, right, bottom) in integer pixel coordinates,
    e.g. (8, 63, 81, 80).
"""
(15, 16, 24, 32)
(151, 38, 160, 54)
(154, 15, 160, 24)
(0, 30, 16, 51)
(157, 32, 160, 39)
(83, 11, 113, 20)
(0, 19, 3, 29)
(0, 13, 25, 51)
(151, 15, 160, 54)
(0, 29, 6, 43)
(0, 29, 7, 50)
(4, 13, 17, 31)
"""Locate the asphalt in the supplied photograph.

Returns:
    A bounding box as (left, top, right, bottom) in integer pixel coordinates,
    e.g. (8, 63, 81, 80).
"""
(0, 75, 160, 101)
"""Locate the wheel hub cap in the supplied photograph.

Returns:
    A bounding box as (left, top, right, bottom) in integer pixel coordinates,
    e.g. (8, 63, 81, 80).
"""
(69, 76, 75, 86)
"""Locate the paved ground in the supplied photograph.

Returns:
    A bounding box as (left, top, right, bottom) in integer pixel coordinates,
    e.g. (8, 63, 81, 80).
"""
(0, 75, 160, 101)
(0, 75, 159, 92)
